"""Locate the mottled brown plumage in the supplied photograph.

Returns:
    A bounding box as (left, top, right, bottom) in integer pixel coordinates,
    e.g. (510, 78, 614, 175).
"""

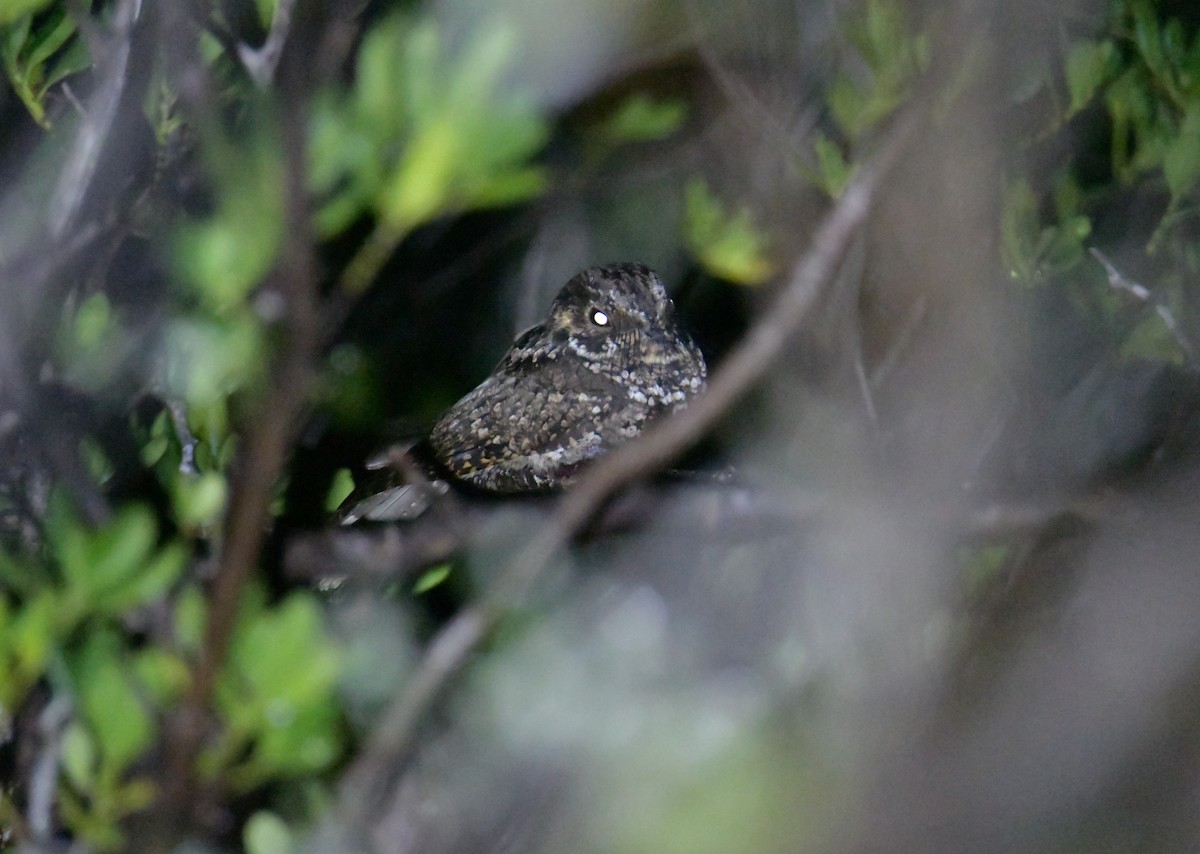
(429, 263, 707, 493)
(336, 263, 706, 523)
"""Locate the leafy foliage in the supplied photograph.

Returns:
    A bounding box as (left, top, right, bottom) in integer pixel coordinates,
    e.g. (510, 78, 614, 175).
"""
(1000, 0, 1200, 364)
(310, 13, 549, 291)
(0, 4, 89, 126)
(683, 178, 774, 285)
(807, 0, 930, 197)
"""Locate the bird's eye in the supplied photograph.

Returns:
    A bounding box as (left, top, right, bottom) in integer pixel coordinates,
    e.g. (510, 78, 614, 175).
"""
(590, 308, 610, 327)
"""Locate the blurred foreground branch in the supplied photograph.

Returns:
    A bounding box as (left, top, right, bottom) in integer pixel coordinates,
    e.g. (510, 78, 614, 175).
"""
(163, 36, 323, 825)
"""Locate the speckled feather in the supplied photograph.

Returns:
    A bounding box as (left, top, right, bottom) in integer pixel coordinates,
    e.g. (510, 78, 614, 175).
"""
(428, 263, 707, 493)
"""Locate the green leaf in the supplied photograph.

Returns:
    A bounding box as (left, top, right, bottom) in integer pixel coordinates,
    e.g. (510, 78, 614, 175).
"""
(133, 647, 190, 705)
(243, 692, 341, 782)
(683, 179, 774, 285)
(324, 468, 354, 513)
(60, 721, 97, 791)
(600, 94, 687, 144)
(174, 214, 280, 313)
(381, 116, 457, 230)
(173, 471, 228, 526)
(1119, 312, 1185, 363)
(172, 124, 284, 314)
(141, 433, 169, 468)
(159, 314, 265, 410)
(75, 290, 114, 347)
(312, 12, 548, 247)
(1131, 0, 1168, 81)
(0, 0, 55, 26)
(0, 590, 57, 706)
(253, 0, 278, 30)
(813, 131, 853, 197)
(466, 166, 547, 209)
(1006, 169, 1095, 280)
(245, 811, 294, 854)
(214, 593, 343, 785)
(68, 632, 153, 773)
(78, 505, 157, 600)
(79, 437, 114, 485)
(413, 564, 451, 594)
(97, 541, 186, 612)
(1066, 40, 1116, 116)
(173, 584, 207, 653)
(23, 9, 74, 70)
(1, 7, 86, 125)
(230, 594, 340, 704)
(1163, 103, 1200, 200)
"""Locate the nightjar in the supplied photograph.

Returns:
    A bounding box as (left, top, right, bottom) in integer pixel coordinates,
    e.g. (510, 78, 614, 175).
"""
(429, 262, 707, 492)
(337, 263, 705, 523)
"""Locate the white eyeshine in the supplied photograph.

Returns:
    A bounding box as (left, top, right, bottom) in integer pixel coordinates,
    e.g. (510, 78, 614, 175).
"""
(591, 310, 609, 326)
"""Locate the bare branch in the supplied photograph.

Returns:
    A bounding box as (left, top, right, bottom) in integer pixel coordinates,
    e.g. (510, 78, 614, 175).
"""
(27, 697, 71, 844)
(163, 41, 324, 819)
(1090, 247, 1197, 365)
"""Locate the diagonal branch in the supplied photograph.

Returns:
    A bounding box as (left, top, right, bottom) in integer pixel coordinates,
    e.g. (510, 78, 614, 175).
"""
(336, 114, 916, 827)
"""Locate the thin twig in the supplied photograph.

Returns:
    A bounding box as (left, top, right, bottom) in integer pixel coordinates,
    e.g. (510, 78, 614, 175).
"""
(336, 115, 915, 827)
(1090, 247, 1197, 365)
(166, 398, 199, 475)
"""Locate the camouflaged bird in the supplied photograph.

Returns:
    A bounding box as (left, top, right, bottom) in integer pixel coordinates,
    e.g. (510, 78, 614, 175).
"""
(336, 263, 706, 523)
(428, 262, 707, 493)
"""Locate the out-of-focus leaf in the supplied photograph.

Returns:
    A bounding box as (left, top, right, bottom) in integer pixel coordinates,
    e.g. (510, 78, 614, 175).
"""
(1066, 40, 1117, 115)
(173, 471, 228, 527)
(599, 94, 687, 144)
(173, 209, 281, 314)
(324, 468, 354, 513)
(242, 691, 341, 783)
(74, 505, 156, 598)
(211, 592, 343, 786)
(413, 564, 451, 594)
(683, 179, 774, 285)
(133, 647, 190, 705)
(245, 811, 294, 854)
(0, 0, 55, 26)
(159, 313, 265, 411)
(253, 0, 278, 30)
(61, 721, 97, 791)
(97, 541, 185, 612)
(830, 0, 929, 139)
(230, 594, 339, 703)
(812, 131, 853, 197)
(311, 13, 547, 249)
(1119, 312, 1187, 364)
(0, 590, 56, 706)
(1, 8, 88, 126)
(67, 631, 153, 773)
(80, 437, 114, 485)
(173, 584, 207, 654)
(1163, 103, 1200, 200)
(56, 290, 131, 392)
(143, 68, 185, 151)
(173, 125, 283, 313)
(1000, 178, 1091, 284)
